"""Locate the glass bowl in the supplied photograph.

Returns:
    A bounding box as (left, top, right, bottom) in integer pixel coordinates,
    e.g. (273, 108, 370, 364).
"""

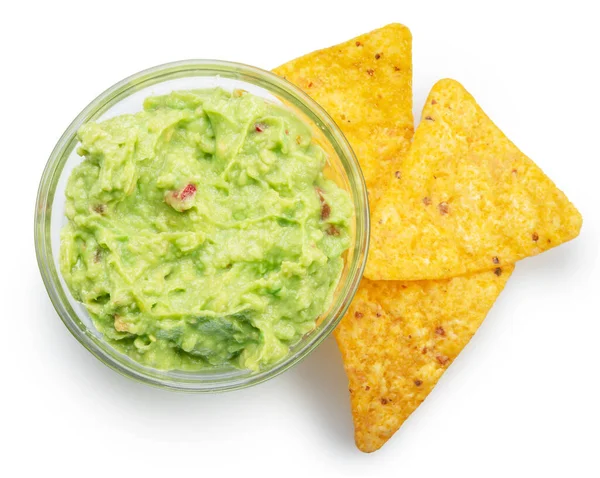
(35, 60, 369, 392)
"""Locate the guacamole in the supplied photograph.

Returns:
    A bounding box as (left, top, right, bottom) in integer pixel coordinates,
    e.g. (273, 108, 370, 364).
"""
(60, 88, 352, 371)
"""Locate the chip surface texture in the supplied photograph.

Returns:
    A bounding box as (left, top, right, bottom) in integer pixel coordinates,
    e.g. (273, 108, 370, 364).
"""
(366, 79, 582, 281)
(273, 23, 413, 198)
(334, 266, 514, 452)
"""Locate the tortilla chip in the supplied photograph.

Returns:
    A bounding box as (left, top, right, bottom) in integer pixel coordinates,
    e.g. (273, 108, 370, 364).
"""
(273, 23, 413, 198)
(335, 265, 514, 453)
(366, 79, 582, 281)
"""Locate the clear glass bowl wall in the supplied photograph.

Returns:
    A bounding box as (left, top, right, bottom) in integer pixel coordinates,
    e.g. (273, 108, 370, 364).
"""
(35, 60, 369, 392)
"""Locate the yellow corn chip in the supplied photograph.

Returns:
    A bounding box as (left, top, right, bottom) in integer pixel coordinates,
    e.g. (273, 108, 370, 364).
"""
(273, 23, 413, 197)
(335, 265, 514, 452)
(366, 79, 582, 281)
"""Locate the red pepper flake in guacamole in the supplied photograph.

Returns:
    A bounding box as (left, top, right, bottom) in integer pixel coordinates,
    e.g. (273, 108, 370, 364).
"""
(92, 204, 106, 215)
(315, 187, 331, 220)
(327, 225, 340, 236)
(179, 183, 197, 201)
(165, 183, 197, 212)
(93, 248, 102, 263)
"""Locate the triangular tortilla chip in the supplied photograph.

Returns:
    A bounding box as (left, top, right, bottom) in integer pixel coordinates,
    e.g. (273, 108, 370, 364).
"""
(366, 79, 582, 281)
(334, 265, 514, 452)
(273, 23, 413, 199)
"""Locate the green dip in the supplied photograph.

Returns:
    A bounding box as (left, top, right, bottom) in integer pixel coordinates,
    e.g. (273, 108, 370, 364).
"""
(60, 88, 352, 371)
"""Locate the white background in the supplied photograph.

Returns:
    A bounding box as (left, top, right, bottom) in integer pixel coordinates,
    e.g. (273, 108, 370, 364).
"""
(2, 1, 600, 476)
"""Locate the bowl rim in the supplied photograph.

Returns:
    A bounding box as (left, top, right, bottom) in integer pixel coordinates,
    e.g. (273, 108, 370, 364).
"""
(34, 59, 369, 392)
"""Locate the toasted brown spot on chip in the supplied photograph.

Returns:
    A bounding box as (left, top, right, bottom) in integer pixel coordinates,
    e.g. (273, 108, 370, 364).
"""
(380, 398, 388, 405)
(532, 232, 539, 242)
(375, 53, 381, 59)
(436, 355, 450, 366)
(494, 267, 502, 276)
(438, 202, 450, 215)
(365, 385, 370, 391)
(425, 116, 434, 121)
(356, 41, 362, 47)
(366, 69, 374, 76)
(423, 197, 432, 206)
(435, 326, 445, 336)
(414, 379, 423, 387)
(395, 171, 401, 179)
(431, 99, 437, 105)
(355, 311, 364, 319)
(492, 256, 500, 264)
